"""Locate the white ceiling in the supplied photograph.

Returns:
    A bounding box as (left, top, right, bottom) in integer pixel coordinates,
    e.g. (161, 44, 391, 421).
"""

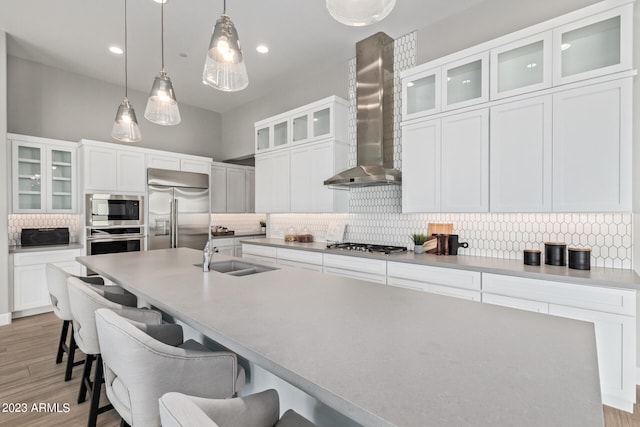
(0, 0, 485, 114)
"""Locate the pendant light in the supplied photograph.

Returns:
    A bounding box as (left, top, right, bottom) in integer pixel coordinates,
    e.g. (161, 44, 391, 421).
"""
(202, 0, 248, 92)
(326, 0, 396, 26)
(112, 0, 142, 142)
(144, 0, 181, 125)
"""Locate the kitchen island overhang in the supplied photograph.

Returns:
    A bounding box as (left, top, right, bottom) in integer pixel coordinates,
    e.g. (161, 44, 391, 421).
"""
(76, 248, 604, 427)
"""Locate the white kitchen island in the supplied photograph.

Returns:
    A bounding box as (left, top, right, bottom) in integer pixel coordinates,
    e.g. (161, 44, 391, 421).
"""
(77, 248, 604, 427)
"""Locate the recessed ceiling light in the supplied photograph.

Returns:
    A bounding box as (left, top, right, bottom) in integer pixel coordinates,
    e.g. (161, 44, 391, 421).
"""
(406, 82, 415, 87)
(153, 0, 168, 3)
(256, 45, 269, 54)
(561, 43, 572, 51)
(109, 46, 124, 55)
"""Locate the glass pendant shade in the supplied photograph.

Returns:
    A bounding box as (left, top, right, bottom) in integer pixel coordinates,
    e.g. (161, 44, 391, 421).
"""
(326, 0, 396, 26)
(203, 14, 248, 92)
(112, 97, 142, 142)
(145, 70, 181, 125)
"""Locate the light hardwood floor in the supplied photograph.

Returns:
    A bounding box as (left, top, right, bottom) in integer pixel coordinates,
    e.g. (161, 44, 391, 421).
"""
(1, 312, 639, 426)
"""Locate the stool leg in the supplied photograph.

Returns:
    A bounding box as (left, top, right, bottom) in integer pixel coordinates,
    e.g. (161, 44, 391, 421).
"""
(64, 326, 81, 381)
(87, 355, 103, 427)
(56, 320, 70, 364)
(78, 354, 94, 404)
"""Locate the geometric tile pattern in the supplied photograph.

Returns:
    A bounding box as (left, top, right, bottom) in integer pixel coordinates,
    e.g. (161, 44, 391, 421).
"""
(8, 214, 82, 246)
(268, 30, 633, 271)
(268, 212, 633, 269)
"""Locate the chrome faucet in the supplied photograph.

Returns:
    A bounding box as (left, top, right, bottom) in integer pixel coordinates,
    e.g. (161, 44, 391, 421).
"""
(203, 239, 217, 272)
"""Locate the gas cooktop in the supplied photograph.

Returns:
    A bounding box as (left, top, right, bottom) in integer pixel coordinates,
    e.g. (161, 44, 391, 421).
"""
(326, 242, 407, 255)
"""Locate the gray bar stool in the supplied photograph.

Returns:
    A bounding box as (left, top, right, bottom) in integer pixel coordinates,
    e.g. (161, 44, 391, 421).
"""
(159, 389, 316, 427)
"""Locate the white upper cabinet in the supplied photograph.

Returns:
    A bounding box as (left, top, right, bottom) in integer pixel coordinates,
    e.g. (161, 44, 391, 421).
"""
(553, 4, 632, 85)
(81, 140, 146, 194)
(146, 153, 181, 171)
(401, 119, 441, 213)
(552, 78, 632, 212)
(490, 33, 552, 100)
(255, 96, 348, 154)
(440, 109, 489, 212)
(402, 109, 488, 214)
(255, 117, 289, 153)
(490, 96, 552, 212)
(210, 164, 228, 213)
(442, 52, 489, 111)
(10, 134, 78, 213)
(402, 67, 441, 121)
(255, 96, 349, 213)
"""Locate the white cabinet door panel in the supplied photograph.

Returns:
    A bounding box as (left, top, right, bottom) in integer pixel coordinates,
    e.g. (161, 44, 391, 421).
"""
(210, 165, 228, 213)
(549, 304, 635, 411)
(401, 119, 440, 213)
(441, 109, 489, 212)
(552, 78, 631, 212)
(490, 96, 552, 212)
(116, 151, 146, 193)
(226, 168, 247, 213)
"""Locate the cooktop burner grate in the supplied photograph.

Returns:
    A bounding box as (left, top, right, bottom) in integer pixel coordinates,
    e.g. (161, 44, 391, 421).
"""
(326, 242, 407, 254)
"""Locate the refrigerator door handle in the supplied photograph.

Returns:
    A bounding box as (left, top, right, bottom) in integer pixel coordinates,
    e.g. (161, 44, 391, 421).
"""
(173, 198, 179, 248)
(169, 199, 175, 248)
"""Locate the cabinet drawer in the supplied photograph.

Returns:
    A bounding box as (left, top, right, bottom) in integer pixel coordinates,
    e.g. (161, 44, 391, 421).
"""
(14, 249, 81, 266)
(213, 238, 235, 247)
(483, 293, 549, 314)
(277, 248, 323, 265)
(482, 273, 635, 316)
(388, 276, 481, 301)
(277, 259, 323, 272)
(323, 254, 386, 275)
(323, 267, 386, 284)
(242, 244, 277, 259)
(242, 253, 278, 265)
(387, 262, 481, 291)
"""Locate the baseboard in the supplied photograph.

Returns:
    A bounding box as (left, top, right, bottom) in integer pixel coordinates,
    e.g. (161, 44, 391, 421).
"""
(12, 306, 53, 319)
(0, 312, 12, 326)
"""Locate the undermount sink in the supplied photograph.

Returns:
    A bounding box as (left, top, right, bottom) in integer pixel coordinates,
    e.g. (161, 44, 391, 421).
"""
(196, 260, 277, 276)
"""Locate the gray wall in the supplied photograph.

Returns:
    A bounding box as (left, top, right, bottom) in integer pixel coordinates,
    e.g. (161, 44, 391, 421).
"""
(1, 32, 8, 319)
(7, 56, 222, 158)
(219, 60, 350, 161)
(416, 0, 601, 63)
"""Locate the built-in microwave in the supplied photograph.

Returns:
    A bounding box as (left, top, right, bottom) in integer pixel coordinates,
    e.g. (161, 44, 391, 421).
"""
(86, 194, 144, 226)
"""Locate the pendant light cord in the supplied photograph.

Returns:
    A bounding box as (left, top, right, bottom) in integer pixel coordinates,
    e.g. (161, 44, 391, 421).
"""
(124, 0, 128, 98)
(161, 0, 165, 70)
(223, 0, 226, 14)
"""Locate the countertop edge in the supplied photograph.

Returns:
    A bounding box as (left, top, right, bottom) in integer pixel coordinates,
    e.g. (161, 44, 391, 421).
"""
(9, 243, 84, 254)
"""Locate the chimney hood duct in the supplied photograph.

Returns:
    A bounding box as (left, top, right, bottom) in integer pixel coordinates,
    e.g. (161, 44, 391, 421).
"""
(324, 32, 401, 187)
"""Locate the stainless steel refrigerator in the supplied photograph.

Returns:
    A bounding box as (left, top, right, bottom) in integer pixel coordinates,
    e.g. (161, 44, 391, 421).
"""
(147, 168, 210, 250)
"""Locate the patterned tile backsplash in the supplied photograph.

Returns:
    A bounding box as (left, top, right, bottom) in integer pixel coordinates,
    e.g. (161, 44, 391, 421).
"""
(267, 31, 634, 270)
(8, 214, 82, 246)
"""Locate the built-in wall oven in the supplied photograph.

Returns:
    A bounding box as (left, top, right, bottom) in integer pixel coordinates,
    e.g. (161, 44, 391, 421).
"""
(85, 194, 145, 256)
(86, 227, 145, 256)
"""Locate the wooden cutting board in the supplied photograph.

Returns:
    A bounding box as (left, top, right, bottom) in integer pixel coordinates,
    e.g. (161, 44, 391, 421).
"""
(427, 223, 453, 236)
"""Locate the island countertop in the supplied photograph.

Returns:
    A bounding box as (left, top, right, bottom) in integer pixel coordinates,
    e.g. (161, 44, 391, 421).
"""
(77, 248, 603, 427)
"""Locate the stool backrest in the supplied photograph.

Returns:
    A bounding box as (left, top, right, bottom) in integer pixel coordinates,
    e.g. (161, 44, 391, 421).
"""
(45, 263, 74, 321)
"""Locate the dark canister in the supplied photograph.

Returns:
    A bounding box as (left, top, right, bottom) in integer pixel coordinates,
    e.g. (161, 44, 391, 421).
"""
(568, 247, 591, 270)
(544, 242, 567, 266)
(447, 235, 469, 255)
(523, 249, 541, 266)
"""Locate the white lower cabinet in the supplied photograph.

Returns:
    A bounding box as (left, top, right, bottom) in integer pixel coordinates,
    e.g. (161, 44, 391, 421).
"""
(242, 244, 278, 265)
(482, 272, 636, 411)
(323, 254, 386, 284)
(12, 249, 82, 316)
(213, 238, 235, 256)
(276, 248, 323, 272)
(387, 262, 481, 301)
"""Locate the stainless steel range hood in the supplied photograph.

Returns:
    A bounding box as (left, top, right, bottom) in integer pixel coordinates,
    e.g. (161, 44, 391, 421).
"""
(324, 32, 401, 187)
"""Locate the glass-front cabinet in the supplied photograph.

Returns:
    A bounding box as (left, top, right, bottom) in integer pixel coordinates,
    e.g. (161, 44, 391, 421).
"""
(442, 52, 489, 111)
(402, 67, 441, 121)
(255, 96, 348, 154)
(490, 33, 552, 100)
(553, 4, 632, 85)
(255, 118, 289, 153)
(10, 135, 77, 213)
